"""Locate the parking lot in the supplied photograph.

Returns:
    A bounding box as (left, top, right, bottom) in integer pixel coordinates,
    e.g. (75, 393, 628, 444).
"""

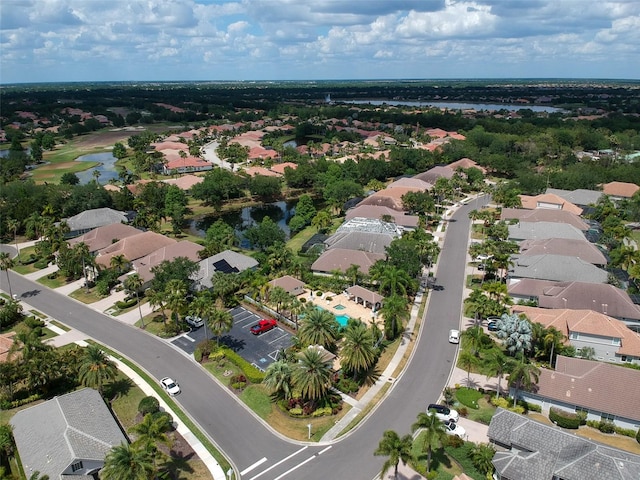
(170, 305, 293, 371)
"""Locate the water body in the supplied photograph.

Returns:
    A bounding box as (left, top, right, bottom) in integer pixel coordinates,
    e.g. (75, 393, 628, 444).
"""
(75, 152, 119, 184)
(337, 99, 563, 113)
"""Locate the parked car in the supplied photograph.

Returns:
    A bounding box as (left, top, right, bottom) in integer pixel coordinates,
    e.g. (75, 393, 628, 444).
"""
(449, 329, 460, 344)
(250, 318, 278, 335)
(443, 419, 466, 438)
(185, 315, 204, 328)
(160, 377, 180, 396)
(427, 403, 459, 422)
(487, 321, 499, 332)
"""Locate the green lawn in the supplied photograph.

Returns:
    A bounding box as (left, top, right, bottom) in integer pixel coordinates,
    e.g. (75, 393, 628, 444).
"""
(69, 287, 104, 304)
(36, 273, 71, 289)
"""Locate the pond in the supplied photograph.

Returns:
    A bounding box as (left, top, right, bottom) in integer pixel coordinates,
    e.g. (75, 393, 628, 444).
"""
(75, 152, 119, 184)
(189, 198, 324, 249)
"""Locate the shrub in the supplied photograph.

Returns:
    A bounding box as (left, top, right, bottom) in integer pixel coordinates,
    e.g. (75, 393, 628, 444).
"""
(458, 407, 468, 417)
(138, 396, 160, 415)
(316, 291, 323, 297)
(162, 322, 181, 337)
(116, 298, 137, 309)
(194, 348, 203, 363)
(151, 410, 174, 428)
(614, 426, 637, 438)
(326, 296, 333, 302)
(575, 410, 587, 425)
(336, 377, 359, 394)
(491, 397, 510, 409)
(636, 427, 640, 444)
(24, 316, 44, 329)
(526, 402, 542, 413)
(446, 434, 465, 448)
(598, 421, 615, 434)
(549, 407, 582, 429)
(312, 407, 333, 417)
(34, 259, 49, 269)
(289, 407, 303, 416)
(219, 347, 265, 383)
(231, 381, 246, 390)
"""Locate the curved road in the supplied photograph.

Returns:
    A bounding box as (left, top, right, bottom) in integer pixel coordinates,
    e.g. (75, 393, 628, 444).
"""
(1, 197, 485, 480)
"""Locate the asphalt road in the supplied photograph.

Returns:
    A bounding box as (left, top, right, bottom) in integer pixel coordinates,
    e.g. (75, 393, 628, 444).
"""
(1, 197, 485, 480)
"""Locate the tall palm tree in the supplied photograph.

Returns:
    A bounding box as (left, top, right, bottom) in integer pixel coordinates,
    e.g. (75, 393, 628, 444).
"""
(78, 345, 117, 395)
(208, 308, 233, 347)
(189, 290, 217, 341)
(508, 356, 541, 407)
(379, 294, 409, 340)
(110, 254, 128, 274)
(292, 347, 333, 405)
(458, 350, 479, 386)
(145, 288, 167, 325)
(6, 218, 20, 259)
(298, 306, 339, 350)
(483, 349, 511, 399)
(0, 252, 15, 298)
(101, 442, 155, 480)
(262, 360, 293, 400)
(542, 326, 565, 367)
(373, 430, 414, 480)
(164, 279, 188, 325)
(129, 413, 172, 469)
(373, 265, 413, 297)
(411, 412, 447, 474)
(340, 321, 376, 378)
(124, 273, 145, 328)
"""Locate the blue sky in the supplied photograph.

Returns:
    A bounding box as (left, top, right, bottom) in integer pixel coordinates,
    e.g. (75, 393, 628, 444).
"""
(1, 0, 639, 84)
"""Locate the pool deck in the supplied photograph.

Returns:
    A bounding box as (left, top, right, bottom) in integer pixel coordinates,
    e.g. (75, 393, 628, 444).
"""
(303, 289, 382, 327)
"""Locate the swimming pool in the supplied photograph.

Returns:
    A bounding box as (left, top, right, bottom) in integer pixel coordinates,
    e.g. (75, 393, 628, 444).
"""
(335, 314, 350, 327)
(334, 304, 347, 311)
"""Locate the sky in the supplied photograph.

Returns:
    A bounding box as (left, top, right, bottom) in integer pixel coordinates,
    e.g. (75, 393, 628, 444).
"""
(1, 0, 639, 84)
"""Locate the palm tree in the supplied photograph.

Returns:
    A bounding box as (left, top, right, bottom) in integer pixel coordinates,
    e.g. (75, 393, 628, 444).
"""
(164, 279, 188, 325)
(471, 443, 496, 475)
(129, 412, 172, 469)
(189, 290, 218, 341)
(411, 412, 447, 474)
(0, 252, 15, 298)
(145, 288, 167, 325)
(483, 349, 511, 399)
(373, 265, 413, 297)
(379, 294, 409, 340)
(208, 308, 233, 347)
(345, 263, 361, 286)
(124, 273, 145, 328)
(7, 218, 20, 259)
(508, 356, 541, 407)
(458, 350, 479, 386)
(78, 345, 117, 395)
(110, 254, 128, 274)
(298, 306, 339, 350)
(292, 347, 333, 405)
(269, 286, 291, 314)
(373, 430, 414, 480)
(262, 360, 293, 400)
(340, 321, 376, 378)
(101, 442, 155, 480)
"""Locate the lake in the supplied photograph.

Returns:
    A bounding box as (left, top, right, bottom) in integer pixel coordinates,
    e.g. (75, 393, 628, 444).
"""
(337, 99, 563, 113)
(75, 152, 119, 184)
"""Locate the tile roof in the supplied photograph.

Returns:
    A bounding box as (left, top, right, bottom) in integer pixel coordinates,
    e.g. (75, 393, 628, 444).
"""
(162, 174, 204, 190)
(488, 408, 640, 480)
(448, 157, 487, 174)
(518, 193, 583, 215)
(518, 238, 607, 265)
(96, 231, 177, 267)
(508, 221, 587, 241)
(192, 250, 258, 290)
(0, 332, 15, 362)
(386, 177, 433, 190)
(345, 205, 419, 228)
(10, 388, 127, 480)
(601, 181, 640, 198)
(346, 285, 384, 305)
(311, 248, 385, 275)
(269, 275, 305, 294)
(67, 223, 142, 253)
(270, 162, 298, 175)
(358, 187, 420, 211)
(508, 280, 640, 321)
(64, 208, 128, 232)
(501, 208, 590, 231)
(413, 165, 455, 184)
(545, 188, 603, 206)
(325, 231, 395, 254)
(243, 166, 280, 177)
(127, 240, 203, 283)
(509, 254, 608, 284)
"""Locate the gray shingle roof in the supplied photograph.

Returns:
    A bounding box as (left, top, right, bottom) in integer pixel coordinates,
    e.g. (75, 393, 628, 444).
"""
(508, 221, 587, 242)
(325, 231, 395, 254)
(545, 188, 603, 207)
(193, 250, 258, 290)
(65, 208, 128, 232)
(488, 408, 640, 480)
(10, 388, 127, 480)
(501, 208, 590, 231)
(518, 238, 607, 265)
(509, 254, 608, 284)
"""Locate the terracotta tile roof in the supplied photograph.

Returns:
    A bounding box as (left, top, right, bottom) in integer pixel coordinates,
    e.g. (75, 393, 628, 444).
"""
(242, 167, 280, 177)
(68, 223, 142, 253)
(601, 181, 640, 198)
(0, 332, 15, 362)
(518, 193, 583, 215)
(163, 174, 204, 190)
(358, 187, 422, 211)
(270, 162, 297, 175)
(387, 177, 433, 190)
(164, 156, 212, 171)
(534, 356, 640, 422)
(96, 231, 177, 267)
(269, 275, 305, 294)
(311, 248, 385, 275)
(126, 240, 203, 284)
(448, 157, 486, 174)
(501, 208, 589, 231)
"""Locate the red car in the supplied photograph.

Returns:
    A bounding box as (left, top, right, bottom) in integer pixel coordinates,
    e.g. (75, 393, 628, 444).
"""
(250, 319, 277, 335)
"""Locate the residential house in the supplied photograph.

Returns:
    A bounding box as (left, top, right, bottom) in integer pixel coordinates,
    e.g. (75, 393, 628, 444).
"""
(518, 238, 607, 266)
(269, 275, 305, 296)
(324, 231, 395, 255)
(507, 221, 587, 242)
(413, 165, 455, 185)
(192, 250, 258, 290)
(95, 231, 176, 268)
(311, 248, 385, 276)
(545, 187, 603, 208)
(10, 388, 128, 479)
(508, 280, 640, 324)
(386, 177, 433, 191)
(163, 155, 213, 174)
(357, 186, 422, 210)
(518, 193, 583, 215)
(63, 207, 130, 238)
(501, 208, 590, 231)
(601, 181, 640, 201)
(0, 332, 14, 362)
(488, 407, 640, 480)
(515, 356, 640, 431)
(122, 240, 203, 288)
(67, 223, 142, 254)
(448, 157, 487, 174)
(345, 205, 419, 230)
(508, 254, 608, 284)
(162, 174, 204, 192)
(269, 162, 297, 176)
(513, 305, 640, 365)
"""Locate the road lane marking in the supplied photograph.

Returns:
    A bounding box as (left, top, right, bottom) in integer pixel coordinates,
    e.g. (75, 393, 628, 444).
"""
(318, 446, 332, 455)
(271, 446, 333, 480)
(181, 333, 195, 342)
(248, 446, 308, 480)
(240, 457, 267, 475)
(268, 331, 288, 343)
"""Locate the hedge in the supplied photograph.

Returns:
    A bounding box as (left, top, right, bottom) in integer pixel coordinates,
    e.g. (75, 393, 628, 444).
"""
(116, 298, 137, 309)
(219, 346, 265, 383)
(549, 407, 581, 429)
(138, 396, 160, 415)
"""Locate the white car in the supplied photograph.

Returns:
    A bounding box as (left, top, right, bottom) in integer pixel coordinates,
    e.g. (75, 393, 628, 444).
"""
(427, 404, 460, 422)
(449, 329, 460, 344)
(185, 315, 204, 328)
(160, 377, 181, 396)
(444, 419, 466, 438)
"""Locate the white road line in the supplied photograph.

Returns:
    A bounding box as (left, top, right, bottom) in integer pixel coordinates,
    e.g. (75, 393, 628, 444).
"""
(240, 457, 267, 475)
(248, 446, 308, 480)
(272, 454, 318, 480)
(268, 331, 288, 343)
(318, 446, 332, 455)
(182, 334, 195, 342)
